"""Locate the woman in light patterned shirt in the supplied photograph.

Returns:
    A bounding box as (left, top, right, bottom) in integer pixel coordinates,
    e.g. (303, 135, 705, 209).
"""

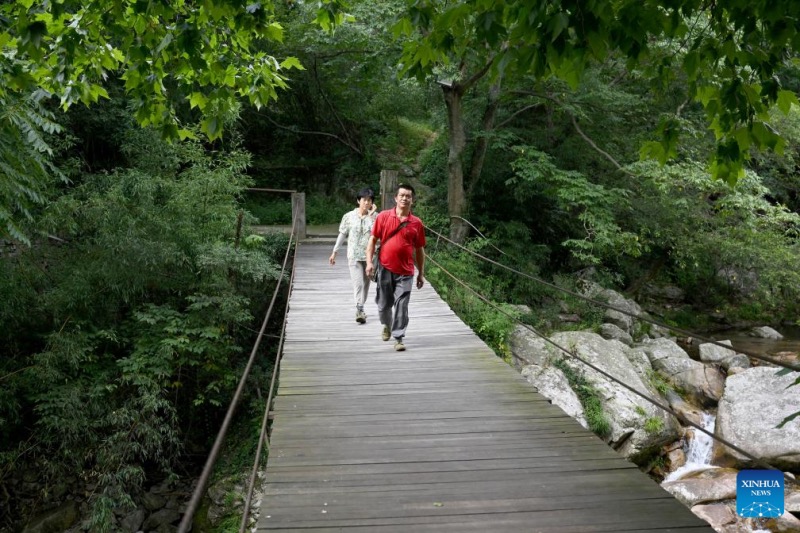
(329, 187, 377, 324)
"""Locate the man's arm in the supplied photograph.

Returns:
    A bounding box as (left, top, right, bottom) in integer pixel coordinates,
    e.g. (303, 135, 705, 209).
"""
(415, 246, 425, 289)
(365, 235, 378, 277)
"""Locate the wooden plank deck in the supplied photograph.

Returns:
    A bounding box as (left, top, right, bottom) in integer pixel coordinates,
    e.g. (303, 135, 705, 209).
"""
(257, 243, 712, 532)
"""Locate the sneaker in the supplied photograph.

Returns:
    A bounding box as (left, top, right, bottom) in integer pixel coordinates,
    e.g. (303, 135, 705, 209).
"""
(394, 340, 406, 352)
(356, 310, 366, 324)
(381, 325, 391, 341)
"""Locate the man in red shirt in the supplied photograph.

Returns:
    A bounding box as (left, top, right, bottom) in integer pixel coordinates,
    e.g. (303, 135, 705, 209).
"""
(365, 184, 426, 351)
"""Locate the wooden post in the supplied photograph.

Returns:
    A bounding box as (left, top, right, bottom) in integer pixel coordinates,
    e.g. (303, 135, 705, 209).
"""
(380, 170, 399, 211)
(291, 192, 306, 240)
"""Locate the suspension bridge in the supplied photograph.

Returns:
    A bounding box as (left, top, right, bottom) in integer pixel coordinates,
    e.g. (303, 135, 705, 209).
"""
(252, 242, 713, 532)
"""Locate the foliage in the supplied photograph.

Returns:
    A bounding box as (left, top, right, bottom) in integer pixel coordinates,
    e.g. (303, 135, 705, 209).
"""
(425, 246, 519, 361)
(508, 146, 641, 267)
(0, 131, 288, 529)
(393, 0, 800, 184)
(644, 416, 664, 434)
(0, 90, 65, 243)
(0, 0, 349, 141)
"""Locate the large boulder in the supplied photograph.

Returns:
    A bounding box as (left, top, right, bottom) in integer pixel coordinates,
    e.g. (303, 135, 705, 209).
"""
(661, 467, 738, 507)
(697, 340, 749, 372)
(749, 326, 784, 340)
(713, 367, 800, 471)
(520, 364, 588, 429)
(508, 325, 550, 371)
(547, 331, 681, 463)
(582, 283, 644, 335)
(640, 338, 725, 407)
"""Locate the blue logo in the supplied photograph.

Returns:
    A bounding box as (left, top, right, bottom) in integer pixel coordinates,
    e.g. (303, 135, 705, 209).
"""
(736, 470, 784, 518)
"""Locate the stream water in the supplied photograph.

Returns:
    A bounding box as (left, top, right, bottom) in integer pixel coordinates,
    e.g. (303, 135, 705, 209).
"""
(663, 412, 717, 482)
(663, 324, 799, 532)
(705, 324, 800, 359)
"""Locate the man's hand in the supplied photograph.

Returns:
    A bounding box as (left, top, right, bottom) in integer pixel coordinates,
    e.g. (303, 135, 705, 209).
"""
(365, 262, 375, 278)
(416, 274, 425, 289)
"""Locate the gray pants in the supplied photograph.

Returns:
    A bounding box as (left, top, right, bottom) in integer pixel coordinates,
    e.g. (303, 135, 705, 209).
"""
(375, 267, 413, 340)
(348, 259, 370, 310)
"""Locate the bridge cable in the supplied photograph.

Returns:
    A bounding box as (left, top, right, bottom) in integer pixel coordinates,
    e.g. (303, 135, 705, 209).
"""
(177, 215, 299, 533)
(425, 225, 800, 374)
(426, 253, 798, 487)
(239, 236, 298, 533)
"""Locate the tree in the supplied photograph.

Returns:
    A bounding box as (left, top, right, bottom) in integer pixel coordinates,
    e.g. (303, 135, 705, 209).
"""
(1, 0, 348, 141)
(393, 0, 800, 242)
(0, 0, 348, 241)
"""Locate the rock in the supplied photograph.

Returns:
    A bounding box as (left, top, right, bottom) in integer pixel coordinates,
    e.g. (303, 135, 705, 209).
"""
(691, 503, 737, 530)
(548, 331, 680, 462)
(599, 323, 633, 346)
(120, 508, 146, 532)
(22, 501, 79, 533)
(624, 347, 654, 379)
(508, 325, 550, 371)
(762, 511, 800, 532)
(141, 491, 167, 511)
(698, 340, 747, 371)
(661, 467, 738, 507)
(667, 447, 687, 471)
(749, 326, 784, 340)
(506, 304, 532, 316)
(521, 364, 588, 429)
(665, 390, 706, 428)
(713, 367, 800, 470)
(641, 338, 725, 407)
(698, 339, 735, 363)
(142, 508, 181, 531)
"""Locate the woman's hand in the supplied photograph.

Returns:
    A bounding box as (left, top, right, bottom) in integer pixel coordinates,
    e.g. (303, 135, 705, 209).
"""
(329, 252, 337, 265)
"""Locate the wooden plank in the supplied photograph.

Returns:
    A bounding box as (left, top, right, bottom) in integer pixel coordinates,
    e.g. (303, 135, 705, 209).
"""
(256, 243, 711, 532)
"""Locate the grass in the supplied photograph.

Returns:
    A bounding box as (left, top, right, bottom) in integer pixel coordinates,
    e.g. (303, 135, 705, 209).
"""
(552, 358, 612, 438)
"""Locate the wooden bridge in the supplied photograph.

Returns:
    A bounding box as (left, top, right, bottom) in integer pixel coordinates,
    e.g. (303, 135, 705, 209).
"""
(256, 243, 712, 532)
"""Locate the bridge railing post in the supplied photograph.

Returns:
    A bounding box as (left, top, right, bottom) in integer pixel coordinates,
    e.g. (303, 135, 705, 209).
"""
(380, 170, 398, 211)
(291, 192, 306, 240)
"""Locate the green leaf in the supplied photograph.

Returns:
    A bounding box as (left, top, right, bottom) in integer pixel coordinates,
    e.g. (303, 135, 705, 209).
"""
(777, 410, 800, 429)
(279, 56, 304, 70)
(777, 90, 799, 114)
(201, 116, 222, 140)
(189, 92, 207, 110)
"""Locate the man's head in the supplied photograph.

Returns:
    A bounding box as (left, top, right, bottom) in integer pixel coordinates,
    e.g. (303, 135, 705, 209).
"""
(395, 183, 415, 210)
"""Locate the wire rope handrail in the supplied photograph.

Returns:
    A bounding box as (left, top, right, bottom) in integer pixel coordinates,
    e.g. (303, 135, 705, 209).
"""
(425, 224, 800, 373)
(238, 236, 298, 533)
(425, 253, 798, 487)
(177, 213, 299, 533)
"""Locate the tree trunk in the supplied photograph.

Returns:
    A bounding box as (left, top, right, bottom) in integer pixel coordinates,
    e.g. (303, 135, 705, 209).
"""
(466, 80, 502, 201)
(442, 84, 470, 243)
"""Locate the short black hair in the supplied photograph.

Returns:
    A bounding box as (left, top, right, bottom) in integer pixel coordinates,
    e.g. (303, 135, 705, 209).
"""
(356, 187, 375, 201)
(396, 183, 415, 197)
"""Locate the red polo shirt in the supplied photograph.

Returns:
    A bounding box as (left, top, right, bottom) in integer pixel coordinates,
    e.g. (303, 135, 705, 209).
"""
(372, 210, 426, 276)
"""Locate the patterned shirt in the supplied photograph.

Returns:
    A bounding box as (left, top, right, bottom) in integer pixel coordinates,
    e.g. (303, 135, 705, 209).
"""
(336, 208, 377, 261)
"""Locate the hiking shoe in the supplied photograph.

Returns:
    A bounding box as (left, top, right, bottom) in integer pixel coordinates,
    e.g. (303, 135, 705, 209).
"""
(356, 310, 366, 324)
(381, 325, 391, 341)
(394, 340, 406, 352)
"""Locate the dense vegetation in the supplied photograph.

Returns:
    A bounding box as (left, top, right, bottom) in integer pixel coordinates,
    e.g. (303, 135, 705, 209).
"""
(2, 0, 800, 530)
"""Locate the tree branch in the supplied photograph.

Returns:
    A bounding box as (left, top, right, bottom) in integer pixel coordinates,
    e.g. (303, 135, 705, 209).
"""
(570, 114, 635, 177)
(496, 103, 545, 129)
(259, 113, 363, 155)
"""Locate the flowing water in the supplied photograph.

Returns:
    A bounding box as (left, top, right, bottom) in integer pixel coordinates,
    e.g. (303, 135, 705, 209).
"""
(663, 412, 717, 482)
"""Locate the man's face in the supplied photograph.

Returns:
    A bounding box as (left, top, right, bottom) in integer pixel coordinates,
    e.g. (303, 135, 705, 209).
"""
(395, 188, 413, 209)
